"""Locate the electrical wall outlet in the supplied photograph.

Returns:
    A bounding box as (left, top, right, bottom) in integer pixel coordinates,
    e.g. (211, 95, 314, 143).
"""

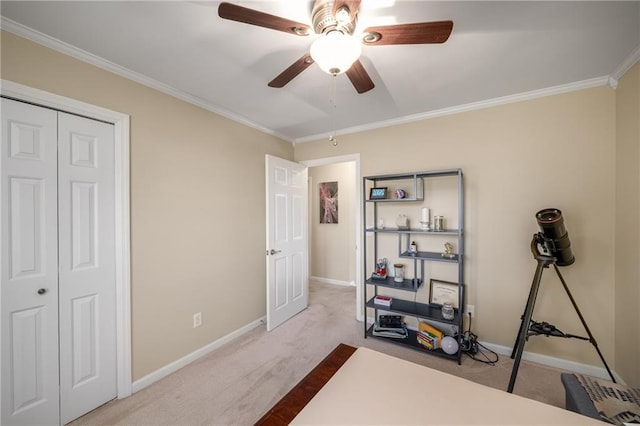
(466, 304, 475, 318)
(193, 312, 202, 328)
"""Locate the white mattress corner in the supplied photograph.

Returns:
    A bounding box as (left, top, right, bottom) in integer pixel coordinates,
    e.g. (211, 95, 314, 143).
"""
(290, 347, 602, 425)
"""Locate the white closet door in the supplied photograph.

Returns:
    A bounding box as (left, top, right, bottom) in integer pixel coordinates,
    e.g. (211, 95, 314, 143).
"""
(1, 99, 60, 425)
(2, 100, 117, 425)
(57, 112, 116, 424)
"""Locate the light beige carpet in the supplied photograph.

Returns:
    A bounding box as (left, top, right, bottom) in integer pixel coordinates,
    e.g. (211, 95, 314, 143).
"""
(72, 281, 569, 425)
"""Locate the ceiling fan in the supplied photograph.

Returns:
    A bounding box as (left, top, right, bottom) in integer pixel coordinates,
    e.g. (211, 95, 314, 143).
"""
(218, 0, 453, 94)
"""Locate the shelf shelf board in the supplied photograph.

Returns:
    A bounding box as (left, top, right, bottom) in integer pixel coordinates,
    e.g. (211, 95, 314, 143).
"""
(365, 227, 461, 236)
(365, 197, 424, 203)
(364, 169, 462, 181)
(399, 250, 460, 263)
(366, 298, 460, 324)
(366, 325, 459, 361)
(366, 276, 423, 292)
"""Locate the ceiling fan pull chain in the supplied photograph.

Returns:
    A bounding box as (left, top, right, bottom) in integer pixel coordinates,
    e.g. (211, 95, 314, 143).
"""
(329, 75, 338, 146)
(329, 73, 337, 109)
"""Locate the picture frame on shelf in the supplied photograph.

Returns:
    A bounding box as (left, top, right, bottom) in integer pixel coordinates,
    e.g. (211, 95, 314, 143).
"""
(369, 187, 387, 200)
(429, 279, 460, 308)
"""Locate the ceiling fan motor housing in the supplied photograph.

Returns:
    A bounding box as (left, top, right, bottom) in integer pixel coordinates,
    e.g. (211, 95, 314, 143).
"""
(312, 0, 357, 35)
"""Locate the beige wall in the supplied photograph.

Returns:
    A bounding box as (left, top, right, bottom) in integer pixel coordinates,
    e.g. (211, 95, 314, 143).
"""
(296, 86, 619, 371)
(615, 62, 640, 387)
(1, 31, 294, 380)
(3, 28, 638, 385)
(309, 162, 356, 284)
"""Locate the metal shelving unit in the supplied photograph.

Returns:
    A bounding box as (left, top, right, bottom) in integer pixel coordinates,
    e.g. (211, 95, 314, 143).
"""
(363, 169, 464, 363)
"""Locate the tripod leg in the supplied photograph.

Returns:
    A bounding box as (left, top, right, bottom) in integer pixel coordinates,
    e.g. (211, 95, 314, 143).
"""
(510, 319, 525, 359)
(508, 260, 545, 393)
(553, 265, 617, 383)
(510, 277, 539, 359)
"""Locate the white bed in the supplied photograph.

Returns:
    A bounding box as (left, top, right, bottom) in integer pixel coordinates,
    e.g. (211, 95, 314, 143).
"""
(290, 347, 602, 425)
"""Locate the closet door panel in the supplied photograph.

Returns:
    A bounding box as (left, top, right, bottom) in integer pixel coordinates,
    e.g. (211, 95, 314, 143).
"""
(1, 98, 60, 425)
(57, 112, 116, 425)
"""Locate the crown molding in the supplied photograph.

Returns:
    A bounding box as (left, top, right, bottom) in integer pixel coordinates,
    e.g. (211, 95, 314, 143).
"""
(3, 16, 633, 145)
(295, 76, 610, 144)
(0, 17, 293, 144)
(611, 45, 640, 82)
(297, 44, 640, 144)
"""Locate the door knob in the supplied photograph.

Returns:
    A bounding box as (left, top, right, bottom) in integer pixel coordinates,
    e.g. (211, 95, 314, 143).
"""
(37, 288, 47, 295)
(269, 249, 281, 255)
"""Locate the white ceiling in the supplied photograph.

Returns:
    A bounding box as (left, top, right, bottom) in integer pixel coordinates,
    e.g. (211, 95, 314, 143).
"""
(2, 1, 639, 143)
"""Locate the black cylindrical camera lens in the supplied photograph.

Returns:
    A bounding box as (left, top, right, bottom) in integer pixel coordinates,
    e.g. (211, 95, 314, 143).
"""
(536, 209, 566, 239)
(536, 208, 575, 266)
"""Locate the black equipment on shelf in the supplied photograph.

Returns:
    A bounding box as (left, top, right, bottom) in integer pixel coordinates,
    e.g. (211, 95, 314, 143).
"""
(507, 219, 616, 393)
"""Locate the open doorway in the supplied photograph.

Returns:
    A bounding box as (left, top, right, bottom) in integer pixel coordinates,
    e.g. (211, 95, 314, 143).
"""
(301, 154, 362, 321)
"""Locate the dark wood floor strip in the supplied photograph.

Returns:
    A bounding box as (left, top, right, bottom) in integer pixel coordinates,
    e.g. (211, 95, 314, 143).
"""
(254, 343, 357, 425)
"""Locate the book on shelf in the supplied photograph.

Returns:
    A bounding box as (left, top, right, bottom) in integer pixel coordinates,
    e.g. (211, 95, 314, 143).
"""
(372, 326, 408, 339)
(417, 330, 439, 350)
(417, 321, 443, 350)
(373, 295, 392, 307)
(374, 325, 406, 333)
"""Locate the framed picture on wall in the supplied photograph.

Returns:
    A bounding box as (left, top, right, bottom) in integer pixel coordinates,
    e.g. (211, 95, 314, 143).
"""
(319, 181, 338, 224)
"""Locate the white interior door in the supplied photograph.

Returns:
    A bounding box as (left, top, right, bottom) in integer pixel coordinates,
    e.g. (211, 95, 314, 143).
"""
(265, 155, 308, 331)
(1, 98, 117, 425)
(1, 98, 60, 425)
(57, 112, 116, 424)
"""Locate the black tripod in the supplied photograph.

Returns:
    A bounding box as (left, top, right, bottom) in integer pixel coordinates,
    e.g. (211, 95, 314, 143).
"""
(507, 233, 616, 393)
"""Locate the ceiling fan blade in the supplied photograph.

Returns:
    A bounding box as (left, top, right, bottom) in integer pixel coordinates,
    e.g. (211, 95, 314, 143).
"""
(346, 60, 374, 94)
(268, 55, 314, 88)
(218, 2, 311, 36)
(332, 0, 361, 23)
(362, 21, 453, 45)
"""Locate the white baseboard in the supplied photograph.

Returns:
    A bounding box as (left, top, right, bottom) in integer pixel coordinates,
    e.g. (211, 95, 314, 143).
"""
(131, 313, 622, 394)
(480, 341, 623, 383)
(359, 314, 621, 382)
(311, 276, 355, 287)
(131, 317, 265, 394)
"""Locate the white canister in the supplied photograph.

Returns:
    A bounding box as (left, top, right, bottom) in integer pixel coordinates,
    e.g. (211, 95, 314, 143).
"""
(421, 207, 430, 223)
(396, 214, 409, 229)
(393, 264, 405, 283)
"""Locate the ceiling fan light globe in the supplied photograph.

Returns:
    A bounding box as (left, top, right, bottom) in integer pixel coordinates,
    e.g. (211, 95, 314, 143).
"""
(310, 31, 362, 75)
